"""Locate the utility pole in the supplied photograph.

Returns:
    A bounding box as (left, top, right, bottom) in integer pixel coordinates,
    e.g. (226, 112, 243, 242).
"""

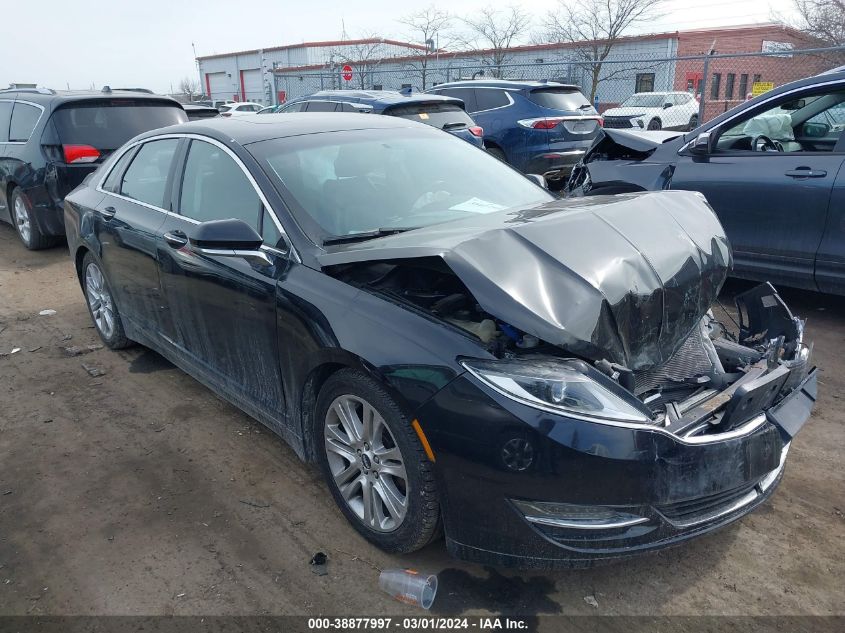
(698, 40, 716, 124)
(192, 42, 203, 98)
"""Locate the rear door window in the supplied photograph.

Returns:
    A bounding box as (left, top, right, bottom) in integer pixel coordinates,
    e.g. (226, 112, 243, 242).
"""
(9, 102, 42, 142)
(386, 102, 475, 130)
(119, 138, 180, 207)
(474, 89, 510, 111)
(51, 100, 188, 151)
(305, 101, 338, 112)
(528, 88, 591, 111)
(439, 88, 477, 113)
(0, 100, 12, 142)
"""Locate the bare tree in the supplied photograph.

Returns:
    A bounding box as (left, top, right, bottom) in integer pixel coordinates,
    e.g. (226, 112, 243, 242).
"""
(398, 6, 452, 89)
(331, 36, 391, 90)
(792, 0, 844, 45)
(544, 0, 665, 101)
(178, 76, 201, 100)
(461, 6, 532, 78)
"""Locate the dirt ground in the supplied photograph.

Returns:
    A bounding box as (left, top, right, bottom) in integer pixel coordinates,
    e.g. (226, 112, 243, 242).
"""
(0, 222, 843, 620)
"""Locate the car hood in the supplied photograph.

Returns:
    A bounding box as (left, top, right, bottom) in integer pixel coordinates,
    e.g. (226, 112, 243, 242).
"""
(319, 191, 732, 371)
(599, 128, 684, 152)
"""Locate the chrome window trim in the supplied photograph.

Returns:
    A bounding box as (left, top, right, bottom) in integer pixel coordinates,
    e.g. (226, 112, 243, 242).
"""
(95, 132, 299, 262)
(679, 77, 845, 154)
(0, 99, 46, 144)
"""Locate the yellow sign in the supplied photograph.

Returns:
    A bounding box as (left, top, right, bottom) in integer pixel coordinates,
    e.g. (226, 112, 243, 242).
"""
(752, 81, 775, 97)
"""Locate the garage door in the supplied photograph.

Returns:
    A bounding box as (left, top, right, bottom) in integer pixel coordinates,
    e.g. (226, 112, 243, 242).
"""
(241, 69, 264, 104)
(207, 72, 231, 102)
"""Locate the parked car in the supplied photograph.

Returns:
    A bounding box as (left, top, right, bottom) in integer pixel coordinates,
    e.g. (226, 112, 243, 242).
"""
(218, 102, 263, 117)
(428, 80, 601, 187)
(278, 90, 484, 147)
(0, 87, 187, 249)
(182, 103, 219, 120)
(566, 68, 845, 294)
(602, 91, 700, 131)
(64, 113, 815, 569)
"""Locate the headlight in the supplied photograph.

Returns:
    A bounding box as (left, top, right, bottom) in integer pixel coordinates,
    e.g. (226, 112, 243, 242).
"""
(461, 359, 650, 423)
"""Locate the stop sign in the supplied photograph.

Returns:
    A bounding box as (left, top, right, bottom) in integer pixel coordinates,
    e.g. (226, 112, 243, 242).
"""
(342, 65, 353, 81)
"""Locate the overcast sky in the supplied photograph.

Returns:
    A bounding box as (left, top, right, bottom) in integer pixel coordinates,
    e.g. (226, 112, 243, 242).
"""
(3, 0, 798, 94)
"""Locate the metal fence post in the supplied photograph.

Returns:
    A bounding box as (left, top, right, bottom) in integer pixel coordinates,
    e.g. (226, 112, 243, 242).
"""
(698, 41, 716, 124)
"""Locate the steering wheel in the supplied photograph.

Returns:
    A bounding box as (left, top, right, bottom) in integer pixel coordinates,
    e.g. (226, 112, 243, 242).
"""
(751, 135, 783, 152)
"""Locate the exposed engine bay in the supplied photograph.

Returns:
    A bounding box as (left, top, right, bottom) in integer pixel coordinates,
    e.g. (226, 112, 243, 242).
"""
(332, 257, 812, 440)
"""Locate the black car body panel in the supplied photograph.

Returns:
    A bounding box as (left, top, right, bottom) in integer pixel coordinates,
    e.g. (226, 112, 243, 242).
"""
(320, 191, 732, 371)
(565, 70, 845, 294)
(64, 115, 816, 568)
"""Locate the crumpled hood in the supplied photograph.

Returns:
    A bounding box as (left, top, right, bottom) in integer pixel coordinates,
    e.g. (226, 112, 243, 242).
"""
(600, 128, 684, 151)
(602, 107, 652, 118)
(319, 190, 732, 371)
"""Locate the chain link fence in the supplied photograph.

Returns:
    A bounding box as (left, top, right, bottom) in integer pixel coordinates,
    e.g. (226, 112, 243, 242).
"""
(273, 45, 845, 125)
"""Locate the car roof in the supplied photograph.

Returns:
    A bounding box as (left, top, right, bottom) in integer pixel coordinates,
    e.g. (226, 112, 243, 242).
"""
(0, 87, 181, 106)
(135, 112, 429, 145)
(307, 90, 462, 107)
(432, 79, 581, 91)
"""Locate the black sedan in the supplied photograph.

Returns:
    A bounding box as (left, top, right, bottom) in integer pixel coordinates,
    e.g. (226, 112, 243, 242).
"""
(565, 68, 845, 295)
(64, 114, 816, 569)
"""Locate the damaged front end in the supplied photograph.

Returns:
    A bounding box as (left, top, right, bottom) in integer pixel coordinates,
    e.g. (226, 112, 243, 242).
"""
(565, 128, 681, 197)
(321, 190, 816, 567)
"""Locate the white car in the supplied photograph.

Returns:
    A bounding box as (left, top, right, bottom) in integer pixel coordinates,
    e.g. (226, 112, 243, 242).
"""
(218, 102, 263, 117)
(602, 91, 700, 132)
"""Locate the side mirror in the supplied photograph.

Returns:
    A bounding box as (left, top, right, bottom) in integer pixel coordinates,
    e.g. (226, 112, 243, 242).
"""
(526, 173, 548, 189)
(663, 102, 672, 109)
(188, 218, 271, 265)
(688, 131, 712, 155)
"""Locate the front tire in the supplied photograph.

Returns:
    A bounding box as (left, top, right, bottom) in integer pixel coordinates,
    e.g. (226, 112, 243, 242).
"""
(11, 188, 56, 250)
(315, 369, 440, 554)
(647, 118, 662, 131)
(81, 253, 132, 349)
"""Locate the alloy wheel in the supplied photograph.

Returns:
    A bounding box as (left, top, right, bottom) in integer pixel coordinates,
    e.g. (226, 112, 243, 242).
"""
(14, 197, 31, 245)
(324, 394, 409, 532)
(85, 262, 116, 340)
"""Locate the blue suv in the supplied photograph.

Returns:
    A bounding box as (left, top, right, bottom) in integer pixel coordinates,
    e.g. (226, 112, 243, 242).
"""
(429, 80, 601, 186)
(274, 90, 484, 148)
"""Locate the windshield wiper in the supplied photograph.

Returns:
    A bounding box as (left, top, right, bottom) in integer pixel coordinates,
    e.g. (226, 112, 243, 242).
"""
(442, 122, 468, 130)
(577, 104, 593, 110)
(322, 227, 417, 246)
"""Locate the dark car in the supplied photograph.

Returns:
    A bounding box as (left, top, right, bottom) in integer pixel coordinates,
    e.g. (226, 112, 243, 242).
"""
(183, 103, 219, 120)
(0, 87, 187, 249)
(566, 69, 845, 295)
(64, 113, 815, 569)
(278, 90, 484, 147)
(428, 80, 602, 187)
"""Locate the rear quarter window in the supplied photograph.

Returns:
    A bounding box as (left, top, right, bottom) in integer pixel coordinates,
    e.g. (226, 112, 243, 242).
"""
(51, 100, 187, 151)
(0, 101, 12, 142)
(528, 88, 591, 111)
(9, 102, 42, 142)
(475, 89, 510, 111)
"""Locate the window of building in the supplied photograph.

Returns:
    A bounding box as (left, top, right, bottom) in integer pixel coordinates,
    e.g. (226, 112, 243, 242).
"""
(739, 74, 749, 98)
(725, 73, 736, 99)
(753, 74, 762, 84)
(635, 73, 655, 93)
(711, 73, 722, 100)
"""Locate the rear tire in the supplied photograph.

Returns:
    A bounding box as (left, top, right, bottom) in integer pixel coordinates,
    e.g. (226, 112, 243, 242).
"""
(81, 252, 132, 349)
(486, 147, 507, 162)
(647, 118, 662, 131)
(11, 188, 56, 250)
(315, 369, 440, 554)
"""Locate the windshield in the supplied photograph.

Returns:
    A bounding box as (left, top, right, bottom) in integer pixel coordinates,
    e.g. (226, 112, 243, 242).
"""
(621, 94, 665, 108)
(52, 100, 187, 150)
(249, 127, 551, 241)
(528, 88, 591, 111)
(385, 102, 475, 129)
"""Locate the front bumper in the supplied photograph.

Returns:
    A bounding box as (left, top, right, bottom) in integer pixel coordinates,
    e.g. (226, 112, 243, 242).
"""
(414, 367, 817, 569)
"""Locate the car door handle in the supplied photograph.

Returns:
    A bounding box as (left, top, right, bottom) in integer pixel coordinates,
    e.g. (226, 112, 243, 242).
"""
(100, 206, 116, 220)
(785, 167, 827, 178)
(163, 230, 188, 248)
